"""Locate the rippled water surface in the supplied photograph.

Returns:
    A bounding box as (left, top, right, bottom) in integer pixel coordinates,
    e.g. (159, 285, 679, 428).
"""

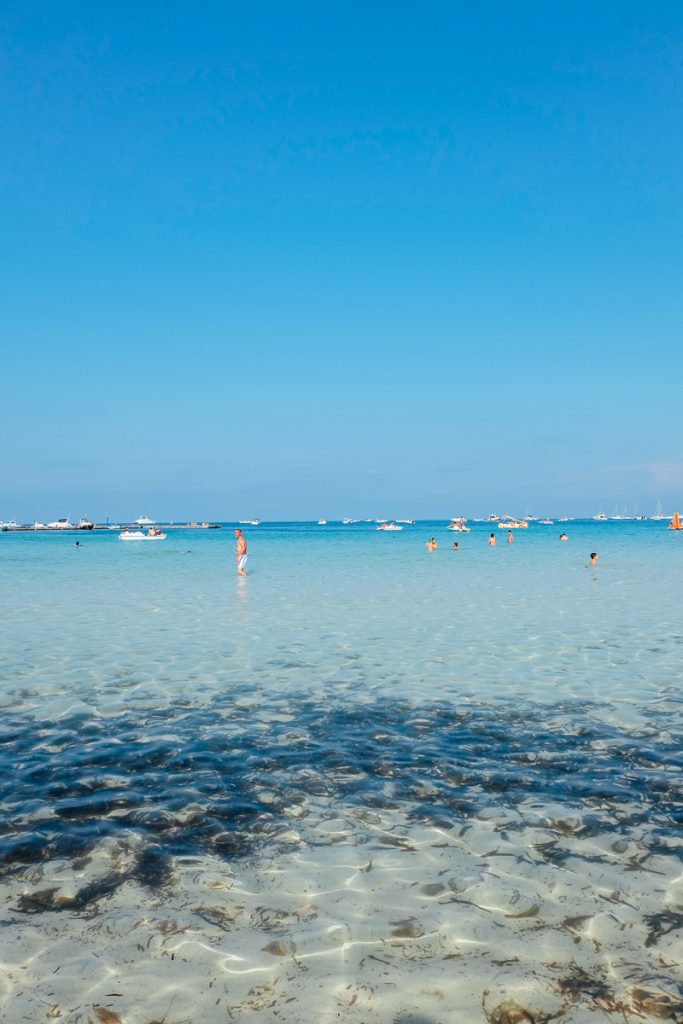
(1, 521, 682, 1023)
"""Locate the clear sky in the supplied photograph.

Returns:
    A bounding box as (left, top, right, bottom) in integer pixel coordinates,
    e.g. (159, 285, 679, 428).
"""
(2, 2, 682, 521)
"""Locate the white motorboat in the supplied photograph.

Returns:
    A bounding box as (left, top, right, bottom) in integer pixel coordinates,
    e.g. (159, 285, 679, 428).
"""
(120, 529, 166, 541)
(33, 522, 48, 530)
(539, 518, 554, 525)
(396, 519, 414, 524)
(317, 519, 327, 525)
(377, 522, 403, 531)
(592, 513, 608, 521)
(47, 518, 73, 529)
(77, 516, 94, 530)
(1, 520, 20, 531)
(448, 518, 470, 532)
(134, 515, 155, 526)
(498, 518, 529, 529)
(342, 518, 354, 525)
(239, 519, 260, 525)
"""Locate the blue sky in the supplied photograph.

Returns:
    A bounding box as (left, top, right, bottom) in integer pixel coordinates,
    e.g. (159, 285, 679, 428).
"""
(2, 2, 682, 520)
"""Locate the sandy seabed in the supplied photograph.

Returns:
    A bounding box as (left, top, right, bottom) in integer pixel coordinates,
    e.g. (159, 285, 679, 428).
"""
(2, 798, 682, 1024)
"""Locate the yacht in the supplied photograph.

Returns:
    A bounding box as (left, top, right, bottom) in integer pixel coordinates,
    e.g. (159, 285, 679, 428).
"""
(33, 522, 48, 530)
(651, 501, 669, 521)
(239, 519, 260, 526)
(592, 513, 608, 521)
(47, 518, 73, 529)
(135, 515, 155, 526)
(396, 519, 414, 524)
(1, 520, 20, 531)
(77, 516, 94, 530)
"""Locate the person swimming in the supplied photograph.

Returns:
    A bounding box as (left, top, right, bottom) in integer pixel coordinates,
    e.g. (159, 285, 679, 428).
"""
(426, 537, 437, 551)
(589, 552, 598, 567)
(507, 530, 513, 543)
(559, 533, 568, 541)
(488, 533, 496, 547)
(452, 541, 459, 550)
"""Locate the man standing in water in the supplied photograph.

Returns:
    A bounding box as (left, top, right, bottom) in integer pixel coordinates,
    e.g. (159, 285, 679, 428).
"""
(234, 528, 248, 576)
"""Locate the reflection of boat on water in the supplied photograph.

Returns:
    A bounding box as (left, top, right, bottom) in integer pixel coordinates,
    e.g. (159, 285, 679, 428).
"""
(448, 517, 470, 532)
(377, 522, 402, 531)
(120, 528, 166, 541)
(669, 512, 683, 531)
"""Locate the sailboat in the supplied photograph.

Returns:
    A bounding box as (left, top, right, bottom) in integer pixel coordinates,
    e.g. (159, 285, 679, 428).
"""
(651, 500, 669, 521)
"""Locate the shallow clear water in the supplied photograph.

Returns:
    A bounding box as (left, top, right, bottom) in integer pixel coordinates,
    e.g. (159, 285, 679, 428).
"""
(1, 521, 682, 1022)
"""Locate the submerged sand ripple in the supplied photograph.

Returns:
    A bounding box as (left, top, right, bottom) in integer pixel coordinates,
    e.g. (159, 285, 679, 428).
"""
(1, 695, 682, 1021)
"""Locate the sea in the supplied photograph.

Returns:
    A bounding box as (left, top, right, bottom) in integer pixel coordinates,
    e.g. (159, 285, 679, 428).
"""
(1, 520, 682, 1023)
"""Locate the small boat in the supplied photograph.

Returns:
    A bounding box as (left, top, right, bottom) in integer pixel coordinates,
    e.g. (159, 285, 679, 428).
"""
(498, 518, 529, 529)
(239, 519, 260, 525)
(47, 518, 73, 529)
(669, 512, 683, 531)
(77, 517, 94, 530)
(377, 522, 403, 531)
(1, 520, 20, 531)
(317, 519, 327, 525)
(120, 528, 166, 541)
(134, 515, 155, 526)
(448, 517, 471, 532)
(342, 518, 354, 525)
(592, 513, 608, 521)
(33, 522, 48, 530)
(539, 518, 554, 525)
(396, 519, 414, 525)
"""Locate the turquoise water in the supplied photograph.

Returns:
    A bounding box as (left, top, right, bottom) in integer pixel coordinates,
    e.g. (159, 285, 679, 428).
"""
(2, 520, 682, 713)
(1, 521, 682, 1022)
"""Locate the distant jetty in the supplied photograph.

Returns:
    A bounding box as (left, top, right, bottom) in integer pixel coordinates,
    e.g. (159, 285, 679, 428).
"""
(1, 522, 222, 532)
